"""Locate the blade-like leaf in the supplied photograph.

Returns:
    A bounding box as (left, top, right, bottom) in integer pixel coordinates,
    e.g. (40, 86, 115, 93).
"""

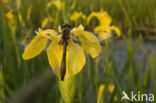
(59, 76, 76, 103)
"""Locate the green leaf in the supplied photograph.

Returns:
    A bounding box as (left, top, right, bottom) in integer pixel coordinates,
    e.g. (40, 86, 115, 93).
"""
(59, 76, 76, 103)
(0, 66, 5, 103)
(119, 35, 142, 81)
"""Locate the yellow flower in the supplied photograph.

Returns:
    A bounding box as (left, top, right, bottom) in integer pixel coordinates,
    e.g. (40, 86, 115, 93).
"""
(94, 25, 121, 37)
(96, 31, 112, 41)
(108, 84, 115, 93)
(70, 11, 86, 22)
(41, 18, 49, 28)
(5, 10, 15, 24)
(47, 0, 64, 10)
(22, 24, 101, 80)
(87, 9, 121, 40)
(87, 9, 112, 26)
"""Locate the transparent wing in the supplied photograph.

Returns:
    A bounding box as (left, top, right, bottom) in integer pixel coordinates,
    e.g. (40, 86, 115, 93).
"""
(72, 36, 105, 47)
(71, 31, 106, 47)
(72, 31, 120, 47)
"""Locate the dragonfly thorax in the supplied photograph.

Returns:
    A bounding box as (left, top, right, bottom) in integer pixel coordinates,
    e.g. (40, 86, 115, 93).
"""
(60, 23, 72, 44)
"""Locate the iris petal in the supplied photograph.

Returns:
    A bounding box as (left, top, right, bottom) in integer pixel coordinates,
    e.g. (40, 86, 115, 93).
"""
(23, 29, 58, 60)
(66, 40, 86, 78)
(98, 32, 112, 41)
(70, 11, 86, 22)
(22, 35, 48, 60)
(94, 26, 111, 32)
(87, 12, 99, 25)
(110, 25, 121, 36)
(47, 40, 63, 77)
(87, 10, 112, 26)
(47, 40, 86, 79)
(77, 31, 101, 58)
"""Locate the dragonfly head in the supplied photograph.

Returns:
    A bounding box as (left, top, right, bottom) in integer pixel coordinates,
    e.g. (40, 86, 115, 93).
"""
(61, 23, 72, 30)
(60, 23, 72, 42)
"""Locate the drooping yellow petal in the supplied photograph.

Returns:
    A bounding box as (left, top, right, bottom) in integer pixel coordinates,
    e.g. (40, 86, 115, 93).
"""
(98, 32, 112, 41)
(110, 25, 121, 36)
(66, 40, 86, 78)
(22, 28, 58, 60)
(70, 11, 86, 22)
(47, 40, 63, 77)
(77, 31, 101, 58)
(94, 25, 121, 38)
(47, 40, 86, 79)
(22, 35, 48, 60)
(87, 12, 99, 25)
(94, 25, 111, 32)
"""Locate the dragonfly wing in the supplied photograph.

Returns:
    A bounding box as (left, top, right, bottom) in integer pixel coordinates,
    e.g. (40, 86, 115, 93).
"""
(66, 40, 86, 79)
(72, 31, 102, 58)
(78, 37, 106, 47)
(47, 41, 63, 77)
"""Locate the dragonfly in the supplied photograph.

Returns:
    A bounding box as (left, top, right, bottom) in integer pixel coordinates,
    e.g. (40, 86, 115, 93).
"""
(22, 24, 113, 81)
(59, 24, 72, 80)
(57, 23, 109, 80)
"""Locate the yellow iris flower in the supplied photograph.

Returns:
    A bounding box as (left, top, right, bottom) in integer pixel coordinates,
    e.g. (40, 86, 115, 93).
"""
(87, 9, 121, 40)
(22, 24, 101, 79)
(47, 0, 64, 10)
(5, 10, 15, 24)
(70, 11, 86, 22)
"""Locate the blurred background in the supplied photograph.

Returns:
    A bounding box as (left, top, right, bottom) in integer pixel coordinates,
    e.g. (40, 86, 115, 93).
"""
(0, 0, 156, 103)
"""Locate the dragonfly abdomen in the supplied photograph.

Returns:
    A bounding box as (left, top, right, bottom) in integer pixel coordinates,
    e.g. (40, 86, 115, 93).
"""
(60, 23, 72, 81)
(60, 41, 67, 81)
